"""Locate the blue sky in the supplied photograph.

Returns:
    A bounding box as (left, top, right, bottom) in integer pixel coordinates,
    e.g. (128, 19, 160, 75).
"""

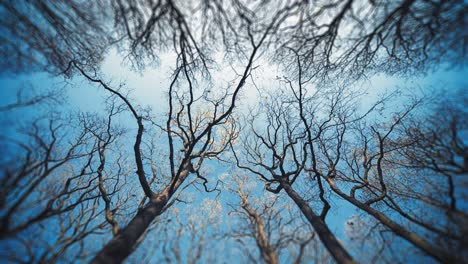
(1, 45, 467, 263)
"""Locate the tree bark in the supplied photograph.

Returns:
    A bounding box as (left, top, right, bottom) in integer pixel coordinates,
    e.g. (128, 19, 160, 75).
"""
(90, 170, 190, 264)
(280, 180, 356, 264)
(325, 177, 455, 263)
(255, 217, 278, 264)
(239, 194, 278, 264)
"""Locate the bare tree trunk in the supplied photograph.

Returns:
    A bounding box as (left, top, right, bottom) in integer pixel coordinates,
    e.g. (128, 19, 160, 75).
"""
(90, 170, 190, 264)
(325, 177, 454, 263)
(239, 194, 278, 264)
(255, 218, 278, 264)
(280, 180, 356, 264)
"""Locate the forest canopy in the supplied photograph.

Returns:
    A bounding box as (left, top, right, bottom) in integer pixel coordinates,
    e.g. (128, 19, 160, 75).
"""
(0, 0, 467, 263)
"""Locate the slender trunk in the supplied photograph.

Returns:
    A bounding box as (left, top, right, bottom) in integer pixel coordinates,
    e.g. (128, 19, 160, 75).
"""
(240, 195, 278, 264)
(325, 177, 455, 263)
(90, 170, 190, 264)
(255, 218, 278, 264)
(280, 180, 356, 264)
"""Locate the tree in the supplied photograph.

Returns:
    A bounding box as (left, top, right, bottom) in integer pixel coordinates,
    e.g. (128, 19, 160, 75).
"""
(125, 192, 224, 264)
(0, 0, 466, 263)
(0, 95, 133, 262)
(275, 0, 467, 79)
(232, 65, 467, 263)
(232, 81, 361, 263)
(226, 174, 329, 264)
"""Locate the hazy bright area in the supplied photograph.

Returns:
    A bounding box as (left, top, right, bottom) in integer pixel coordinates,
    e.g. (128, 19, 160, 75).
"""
(0, 1, 467, 264)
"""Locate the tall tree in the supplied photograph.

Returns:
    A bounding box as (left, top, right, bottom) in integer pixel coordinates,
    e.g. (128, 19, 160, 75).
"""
(232, 68, 467, 262)
(227, 174, 328, 264)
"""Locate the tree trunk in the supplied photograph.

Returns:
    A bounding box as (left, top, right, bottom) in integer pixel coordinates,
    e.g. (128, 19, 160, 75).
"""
(240, 194, 278, 264)
(90, 170, 190, 264)
(325, 177, 454, 263)
(280, 180, 356, 264)
(255, 216, 278, 264)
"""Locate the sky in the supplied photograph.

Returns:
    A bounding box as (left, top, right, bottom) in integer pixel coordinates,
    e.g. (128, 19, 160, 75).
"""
(1, 1, 467, 263)
(1, 44, 467, 263)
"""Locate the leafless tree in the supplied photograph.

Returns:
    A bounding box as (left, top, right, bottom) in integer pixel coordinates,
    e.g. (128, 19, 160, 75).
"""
(6, 0, 464, 78)
(123, 186, 223, 264)
(275, 0, 466, 78)
(0, 96, 134, 263)
(53, 2, 312, 262)
(319, 88, 468, 263)
(232, 81, 359, 263)
(226, 174, 331, 264)
(233, 58, 467, 262)
(110, 0, 466, 79)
